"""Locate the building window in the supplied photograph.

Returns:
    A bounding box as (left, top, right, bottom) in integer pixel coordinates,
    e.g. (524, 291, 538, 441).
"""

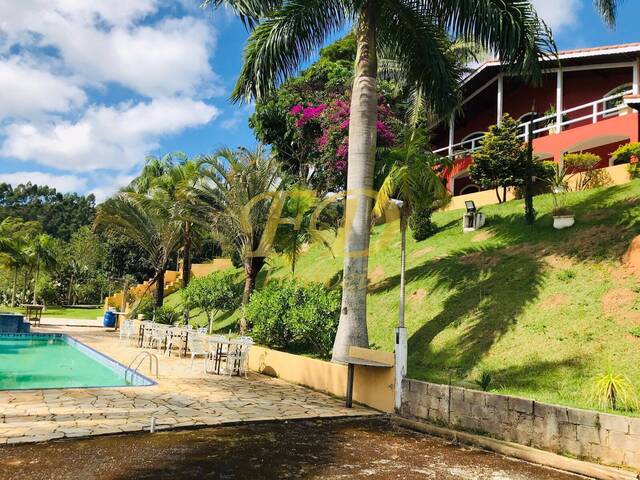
(460, 184, 481, 195)
(517, 112, 539, 138)
(603, 83, 632, 116)
(458, 132, 485, 152)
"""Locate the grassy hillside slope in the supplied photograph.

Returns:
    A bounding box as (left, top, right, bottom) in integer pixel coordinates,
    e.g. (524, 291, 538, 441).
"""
(169, 180, 640, 413)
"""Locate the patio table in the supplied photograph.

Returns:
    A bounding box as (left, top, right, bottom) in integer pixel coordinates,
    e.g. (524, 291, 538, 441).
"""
(332, 355, 393, 408)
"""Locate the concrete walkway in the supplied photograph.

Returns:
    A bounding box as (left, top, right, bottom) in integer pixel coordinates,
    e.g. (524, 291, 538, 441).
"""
(0, 326, 375, 445)
(40, 317, 102, 327)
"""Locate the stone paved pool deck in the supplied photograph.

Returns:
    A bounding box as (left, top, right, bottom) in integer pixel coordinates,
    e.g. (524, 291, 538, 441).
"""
(0, 326, 376, 445)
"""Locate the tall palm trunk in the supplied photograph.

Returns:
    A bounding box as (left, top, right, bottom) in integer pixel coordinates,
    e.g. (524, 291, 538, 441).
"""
(241, 256, 265, 332)
(11, 267, 18, 307)
(154, 268, 165, 308)
(332, 1, 378, 360)
(182, 224, 192, 288)
(182, 223, 192, 325)
(32, 262, 40, 305)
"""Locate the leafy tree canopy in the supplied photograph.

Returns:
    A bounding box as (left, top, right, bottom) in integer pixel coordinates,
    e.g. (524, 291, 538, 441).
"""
(0, 183, 95, 241)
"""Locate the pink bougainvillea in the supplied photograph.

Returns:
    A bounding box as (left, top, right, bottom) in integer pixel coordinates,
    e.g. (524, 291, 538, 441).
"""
(288, 94, 400, 177)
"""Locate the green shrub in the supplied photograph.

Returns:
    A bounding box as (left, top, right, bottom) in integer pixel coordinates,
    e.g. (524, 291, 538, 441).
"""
(245, 279, 341, 358)
(182, 271, 239, 333)
(409, 207, 437, 241)
(611, 142, 640, 165)
(590, 368, 638, 411)
(153, 305, 181, 325)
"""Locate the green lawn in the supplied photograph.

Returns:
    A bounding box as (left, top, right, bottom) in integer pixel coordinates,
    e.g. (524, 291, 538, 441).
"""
(267, 180, 640, 414)
(40, 306, 104, 320)
(164, 180, 640, 414)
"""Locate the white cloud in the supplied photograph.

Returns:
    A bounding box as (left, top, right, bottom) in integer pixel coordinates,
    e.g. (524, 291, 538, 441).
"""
(0, 171, 87, 193)
(0, 57, 86, 120)
(0, 1, 220, 97)
(2, 98, 220, 171)
(531, 0, 582, 33)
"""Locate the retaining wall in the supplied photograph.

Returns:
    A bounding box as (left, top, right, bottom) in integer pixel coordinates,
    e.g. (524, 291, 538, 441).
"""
(401, 378, 640, 470)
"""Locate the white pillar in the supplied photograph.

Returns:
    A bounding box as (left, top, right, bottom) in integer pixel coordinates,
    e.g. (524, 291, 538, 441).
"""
(497, 74, 504, 125)
(633, 59, 639, 95)
(394, 326, 407, 412)
(448, 113, 455, 156)
(556, 69, 563, 133)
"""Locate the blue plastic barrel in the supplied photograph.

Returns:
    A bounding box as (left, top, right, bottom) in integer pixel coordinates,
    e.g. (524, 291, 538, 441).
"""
(103, 310, 117, 328)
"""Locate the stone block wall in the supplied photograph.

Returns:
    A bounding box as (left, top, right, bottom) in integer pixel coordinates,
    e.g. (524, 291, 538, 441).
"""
(401, 378, 640, 470)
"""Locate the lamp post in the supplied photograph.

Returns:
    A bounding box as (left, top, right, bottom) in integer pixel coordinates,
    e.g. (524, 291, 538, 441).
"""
(391, 198, 407, 412)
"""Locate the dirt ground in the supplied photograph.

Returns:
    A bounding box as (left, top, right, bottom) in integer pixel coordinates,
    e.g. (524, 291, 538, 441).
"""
(0, 418, 584, 480)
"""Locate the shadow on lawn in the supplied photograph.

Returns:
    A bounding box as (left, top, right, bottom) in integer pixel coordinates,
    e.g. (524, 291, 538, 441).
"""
(375, 183, 640, 381)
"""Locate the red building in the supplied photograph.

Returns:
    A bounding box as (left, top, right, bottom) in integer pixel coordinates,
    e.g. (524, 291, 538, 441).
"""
(432, 43, 640, 196)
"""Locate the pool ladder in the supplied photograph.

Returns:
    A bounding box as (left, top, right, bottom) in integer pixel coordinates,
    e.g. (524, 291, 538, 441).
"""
(125, 351, 159, 383)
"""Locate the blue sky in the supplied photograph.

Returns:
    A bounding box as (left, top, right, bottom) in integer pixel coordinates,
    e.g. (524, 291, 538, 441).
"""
(0, 0, 638, 200)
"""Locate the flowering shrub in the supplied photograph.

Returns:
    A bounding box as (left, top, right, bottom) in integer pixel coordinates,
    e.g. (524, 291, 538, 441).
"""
(288, 95, 400, 181)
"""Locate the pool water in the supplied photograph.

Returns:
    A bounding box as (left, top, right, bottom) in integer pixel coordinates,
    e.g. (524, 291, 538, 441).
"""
(0, 334, 153, 390)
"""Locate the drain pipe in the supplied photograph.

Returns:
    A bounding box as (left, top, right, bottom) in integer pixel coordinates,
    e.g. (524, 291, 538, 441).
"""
(149, 416, 156, 433)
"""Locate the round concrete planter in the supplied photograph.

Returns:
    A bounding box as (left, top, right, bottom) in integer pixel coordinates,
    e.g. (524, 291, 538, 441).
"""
(553, 215, 575, 230)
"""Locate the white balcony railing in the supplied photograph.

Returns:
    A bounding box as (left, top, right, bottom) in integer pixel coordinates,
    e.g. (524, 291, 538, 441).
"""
(434, 90, 633, 158)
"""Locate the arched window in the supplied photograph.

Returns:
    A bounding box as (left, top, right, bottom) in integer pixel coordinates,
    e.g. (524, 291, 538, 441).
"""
(460, 184, 481, 195)
(517, 112, 539, 138)
(459, 131, 485, 152)
(603, 83, 632, 115)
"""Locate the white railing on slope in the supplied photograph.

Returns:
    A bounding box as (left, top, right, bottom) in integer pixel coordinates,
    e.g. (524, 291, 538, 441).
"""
(434, 90, 633, 158)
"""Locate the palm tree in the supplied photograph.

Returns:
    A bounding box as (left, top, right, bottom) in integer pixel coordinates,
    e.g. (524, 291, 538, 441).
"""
(204, 0, 556, 359)
(95, 190, 183, 307)
(28, 233, 57, 304)
(594, 0, 620, 27)
(0, 217, 40, 306)
(194, 146, 280, 324)
(373, 129, 449, 409)
(131, 153, 203, 290)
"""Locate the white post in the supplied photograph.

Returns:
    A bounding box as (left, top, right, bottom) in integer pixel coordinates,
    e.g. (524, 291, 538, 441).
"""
(497, 74, 504, 125)
(592, 103, 598, 123)
(633, 59, 639, 95)
(556, 69, 563, 133)
(395, 326, 407, 412)
(394, 205, 408, 413)
(448, 113, 455, 156)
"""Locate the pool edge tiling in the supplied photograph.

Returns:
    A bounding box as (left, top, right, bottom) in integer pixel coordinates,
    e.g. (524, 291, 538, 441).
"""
(0, 333, 155, 391)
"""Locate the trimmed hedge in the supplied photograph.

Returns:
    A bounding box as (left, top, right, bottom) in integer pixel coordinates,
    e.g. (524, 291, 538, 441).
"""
(245, 279, 340, 358)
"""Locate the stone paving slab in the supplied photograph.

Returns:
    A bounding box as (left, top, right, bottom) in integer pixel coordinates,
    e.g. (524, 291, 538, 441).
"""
(0, 326, 376, 445)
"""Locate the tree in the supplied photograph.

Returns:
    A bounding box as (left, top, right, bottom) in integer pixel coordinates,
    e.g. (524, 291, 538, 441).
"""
(27, 234, 58, 304)
(469, 114, 526, 203)
(203, 0, 556, 360)
(182, 272, 238, 334)
(194, 146, 280, 318)
(0, 217, 41, 306)
(0, 183, 95, 241)
(94, 190, 182, 307)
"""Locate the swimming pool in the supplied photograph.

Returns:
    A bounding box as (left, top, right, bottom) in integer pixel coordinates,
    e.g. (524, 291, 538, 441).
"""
(0, 334, 154, 390)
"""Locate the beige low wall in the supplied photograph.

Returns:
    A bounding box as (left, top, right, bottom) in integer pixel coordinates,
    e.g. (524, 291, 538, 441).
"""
(190, 259, 233, 279)
(446, 163, 632, 212)
(248, 345, 395, 413)
(402, 378, 640, 471)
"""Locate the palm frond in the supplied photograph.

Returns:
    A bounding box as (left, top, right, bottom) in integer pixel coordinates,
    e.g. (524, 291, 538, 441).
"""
(231, 0, 348, 101)
(424, 0, 557, 82)
(201, 0, 282, 29)
(593, 0, 620, 27)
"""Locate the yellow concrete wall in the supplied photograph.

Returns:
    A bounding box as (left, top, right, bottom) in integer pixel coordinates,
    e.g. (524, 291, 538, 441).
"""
(445, 164, 631, 212)
(247, 345, 395, 413)
(190, 259, 233, 278)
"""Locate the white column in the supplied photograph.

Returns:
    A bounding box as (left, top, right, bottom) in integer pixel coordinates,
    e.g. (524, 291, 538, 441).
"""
(556, 69, 563, 133)
(448, 113, 455, 156)
(394, 326, 407, 412)
(497, 74, 504, 125)
(633, 59, 639, 95)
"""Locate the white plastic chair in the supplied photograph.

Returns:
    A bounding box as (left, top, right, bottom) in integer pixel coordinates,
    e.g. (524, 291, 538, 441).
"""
(149, 324, 168, 352)
(187, 333, 209, 370)
(165, 326, 185, 356)
(119, 319, 135, 343)
(224, 342, 251, 378)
